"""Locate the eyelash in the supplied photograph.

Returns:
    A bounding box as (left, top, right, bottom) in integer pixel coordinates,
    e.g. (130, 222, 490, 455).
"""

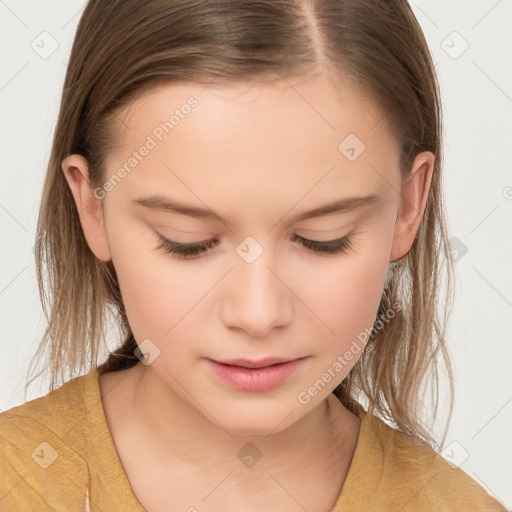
(154, 233, 353, 260)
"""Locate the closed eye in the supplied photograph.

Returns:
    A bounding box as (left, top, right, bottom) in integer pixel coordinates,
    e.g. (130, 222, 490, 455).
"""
(292, 234, 353, 255)
(154, 233, 354, 260)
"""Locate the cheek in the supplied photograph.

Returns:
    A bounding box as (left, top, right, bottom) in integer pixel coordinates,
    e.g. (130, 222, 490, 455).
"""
(109, 229, 204, 347)
(114, 258, 215, 372)
(295, 248, 388, 356)
(127, 270, 196, 327)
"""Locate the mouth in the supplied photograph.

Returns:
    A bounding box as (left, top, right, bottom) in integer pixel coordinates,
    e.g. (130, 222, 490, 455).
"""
(205, 356, 308, 392)
(210, 356, 308, 369)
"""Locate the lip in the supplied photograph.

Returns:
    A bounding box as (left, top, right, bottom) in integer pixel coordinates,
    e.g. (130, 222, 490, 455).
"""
(206, 356, 307, 392)
(212, 356, 303, 369)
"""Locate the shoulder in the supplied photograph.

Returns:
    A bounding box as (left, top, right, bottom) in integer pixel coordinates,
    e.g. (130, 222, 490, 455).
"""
(0, 371, 93, 509)
(338, 404, 509, 511)
(366, 411, 508, 510)
(0, 371, 91, 452)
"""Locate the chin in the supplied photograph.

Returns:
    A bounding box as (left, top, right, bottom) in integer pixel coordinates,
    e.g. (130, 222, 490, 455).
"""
(218, 405, 301, 437)
(226, 422, 286, 437)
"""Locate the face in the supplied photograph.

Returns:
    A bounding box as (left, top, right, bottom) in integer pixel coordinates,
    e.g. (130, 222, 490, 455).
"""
(65, 70, 431, 435)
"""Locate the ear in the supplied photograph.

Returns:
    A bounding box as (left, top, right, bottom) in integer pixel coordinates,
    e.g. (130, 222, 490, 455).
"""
(390, 151, 435, 262)
(61, 154, 112, 262)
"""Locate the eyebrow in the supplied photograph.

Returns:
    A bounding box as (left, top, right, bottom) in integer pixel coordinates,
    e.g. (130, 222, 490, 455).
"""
(132, 193, 380, 228)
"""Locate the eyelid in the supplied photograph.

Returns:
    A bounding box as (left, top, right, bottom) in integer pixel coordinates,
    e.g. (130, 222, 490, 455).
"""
(154, 233, 348, 248)
(293, 234, 346, 245)
(154, 230, 355, 260)
(155, 234, 216, 250)
(153, 231, 217, 260)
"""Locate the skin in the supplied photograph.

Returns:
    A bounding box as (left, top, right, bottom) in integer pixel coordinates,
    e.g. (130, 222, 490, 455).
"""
(64, 69, 434, 511)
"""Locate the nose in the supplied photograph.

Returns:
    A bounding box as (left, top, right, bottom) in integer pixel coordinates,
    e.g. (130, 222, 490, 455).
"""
(220, 253, 292, 337)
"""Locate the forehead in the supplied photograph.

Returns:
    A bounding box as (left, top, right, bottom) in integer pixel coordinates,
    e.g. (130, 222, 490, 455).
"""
(104, 72, 401, 209)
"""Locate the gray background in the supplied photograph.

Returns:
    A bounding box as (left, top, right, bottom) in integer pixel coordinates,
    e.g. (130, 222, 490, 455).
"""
(1, 1, 511, 508)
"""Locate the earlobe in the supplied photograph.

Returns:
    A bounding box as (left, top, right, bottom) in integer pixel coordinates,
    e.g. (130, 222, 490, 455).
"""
(389, 151, 434, 262)
(61, 154, 112, 262)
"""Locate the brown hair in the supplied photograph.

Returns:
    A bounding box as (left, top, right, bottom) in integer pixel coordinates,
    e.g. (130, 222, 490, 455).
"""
(28, 0, 455, 450)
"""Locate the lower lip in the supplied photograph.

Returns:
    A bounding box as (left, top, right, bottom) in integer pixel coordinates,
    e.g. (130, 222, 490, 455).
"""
(206, 358, 305, 392)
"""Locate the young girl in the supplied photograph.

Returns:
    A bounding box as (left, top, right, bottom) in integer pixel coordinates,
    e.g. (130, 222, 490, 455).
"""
(0, 1, 508, 511)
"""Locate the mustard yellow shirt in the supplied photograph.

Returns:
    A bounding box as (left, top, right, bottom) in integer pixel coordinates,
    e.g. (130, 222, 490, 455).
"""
(0, 367, 508, 511)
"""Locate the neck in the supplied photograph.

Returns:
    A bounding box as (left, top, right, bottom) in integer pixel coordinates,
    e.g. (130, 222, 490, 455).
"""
(122, 362, 360, 502)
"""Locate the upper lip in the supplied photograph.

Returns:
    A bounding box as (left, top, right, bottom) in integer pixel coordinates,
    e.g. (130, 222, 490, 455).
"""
(210, 356, 306, 369)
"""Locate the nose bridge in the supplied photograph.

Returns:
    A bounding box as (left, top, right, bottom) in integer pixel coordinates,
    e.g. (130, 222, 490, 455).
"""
(222, 238, 291, 336)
